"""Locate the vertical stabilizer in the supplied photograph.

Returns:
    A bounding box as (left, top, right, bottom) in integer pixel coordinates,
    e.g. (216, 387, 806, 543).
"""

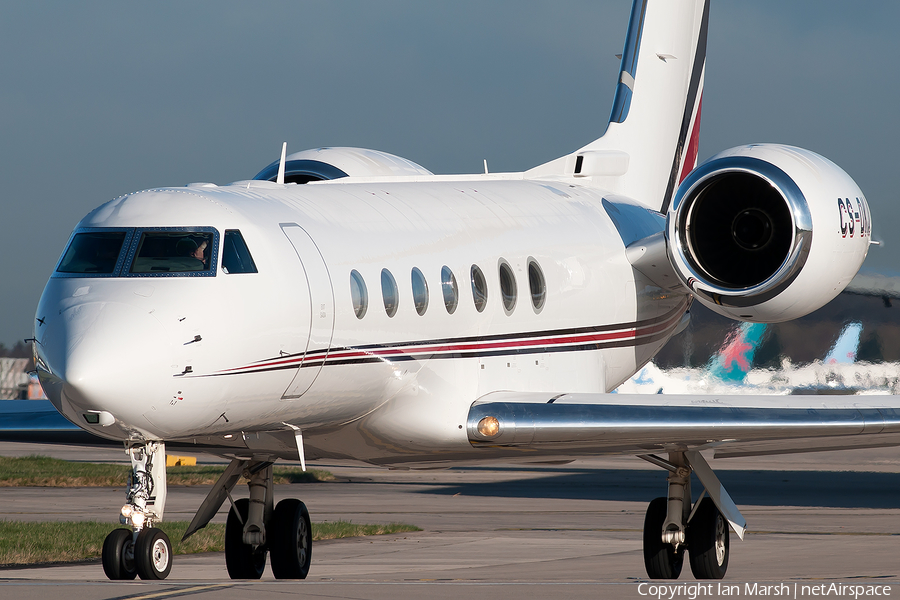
(528, 0, 708, 213)
(824, 322, 862, 365)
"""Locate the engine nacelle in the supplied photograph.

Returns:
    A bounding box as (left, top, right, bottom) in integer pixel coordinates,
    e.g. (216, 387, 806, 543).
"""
(253, 147, 433, 183)
(666, 144, 871, 322)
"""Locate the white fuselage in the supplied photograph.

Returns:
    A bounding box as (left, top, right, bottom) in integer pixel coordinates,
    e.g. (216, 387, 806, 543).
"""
(35, 176, 689, 465)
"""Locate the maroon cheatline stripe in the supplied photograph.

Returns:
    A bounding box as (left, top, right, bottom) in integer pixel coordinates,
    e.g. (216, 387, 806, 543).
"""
(321, 314, 678, 362)
(209, 301, 687, 377)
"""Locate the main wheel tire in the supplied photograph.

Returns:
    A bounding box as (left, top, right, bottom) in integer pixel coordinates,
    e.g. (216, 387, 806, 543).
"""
(269, 499, 312, 579)
(643, 497, 684, 579)
(102, 528, 138, 580)
(687, 497, 729, 579)
(135, 527, 173, 580)
(225, 498, 267, 579)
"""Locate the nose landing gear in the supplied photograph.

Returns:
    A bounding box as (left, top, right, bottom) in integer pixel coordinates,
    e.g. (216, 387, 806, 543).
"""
(102, 442, 172, 580)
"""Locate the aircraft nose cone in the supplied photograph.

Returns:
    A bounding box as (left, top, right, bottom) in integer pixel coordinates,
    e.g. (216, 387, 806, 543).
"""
(39, 301, 171, 435)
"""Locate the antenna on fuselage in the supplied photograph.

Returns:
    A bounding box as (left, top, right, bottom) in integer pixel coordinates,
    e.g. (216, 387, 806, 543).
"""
(276, 141, 288, 184)
(483, 159, 489, 174)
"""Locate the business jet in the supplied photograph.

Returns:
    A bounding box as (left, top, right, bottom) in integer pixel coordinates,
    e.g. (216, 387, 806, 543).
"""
(31, 0, 896, 583)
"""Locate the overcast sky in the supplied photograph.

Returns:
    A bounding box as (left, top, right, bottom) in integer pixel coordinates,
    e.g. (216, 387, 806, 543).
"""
(1, 1, 898, 346)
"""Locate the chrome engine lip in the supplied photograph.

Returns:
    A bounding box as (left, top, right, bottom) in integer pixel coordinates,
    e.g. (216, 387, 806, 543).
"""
(666, 156, 813, 309)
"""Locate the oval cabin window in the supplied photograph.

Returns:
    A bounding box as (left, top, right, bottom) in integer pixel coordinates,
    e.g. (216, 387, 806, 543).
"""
(528, 258, 546, 312)
(350, 270, 368, 319)
(411, 267, 429, 316)
(498, 260, 517, 315)
(441, 266, 458, 314)
(470, 265, 488, 313)
(381, 268, 399, 317)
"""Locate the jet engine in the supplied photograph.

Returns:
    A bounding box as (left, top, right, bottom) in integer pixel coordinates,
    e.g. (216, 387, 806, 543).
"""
(253, 147, 433, 184)
(666, 144, 871, 322)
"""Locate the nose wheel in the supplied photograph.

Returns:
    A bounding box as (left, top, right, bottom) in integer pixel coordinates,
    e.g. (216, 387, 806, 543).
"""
(134, 528, 173, 580)
(101, 528, 137, 580)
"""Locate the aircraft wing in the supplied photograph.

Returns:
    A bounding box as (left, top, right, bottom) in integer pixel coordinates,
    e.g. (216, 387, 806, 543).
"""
(466, 391, 900, 459)
(0, 399, 115, 445)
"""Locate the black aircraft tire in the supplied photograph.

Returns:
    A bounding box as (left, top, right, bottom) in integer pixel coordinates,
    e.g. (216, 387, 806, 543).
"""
(643, 497, 684, 579)
(269, 499, 312, 579)
(225, 498, 267, 579)
(134, 527, 173, 580)
(101, 528, 138, 580)
(688, 497, 729, 579)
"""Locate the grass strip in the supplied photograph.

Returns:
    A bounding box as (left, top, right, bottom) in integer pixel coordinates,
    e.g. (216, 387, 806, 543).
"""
(0, 520, 420, 566)
(0, 455, 334, 487)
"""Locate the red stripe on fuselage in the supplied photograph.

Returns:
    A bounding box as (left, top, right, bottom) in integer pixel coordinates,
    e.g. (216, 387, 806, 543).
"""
(211, 300, 688, 376)
(678, 93, 703, 184)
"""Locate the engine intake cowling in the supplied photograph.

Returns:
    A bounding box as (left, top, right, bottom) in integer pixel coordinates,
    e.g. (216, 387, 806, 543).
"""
(666, 144, 870, 322)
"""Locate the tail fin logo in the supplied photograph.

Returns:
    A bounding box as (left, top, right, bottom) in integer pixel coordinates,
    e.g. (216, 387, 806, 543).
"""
(708, 322, 767, 383)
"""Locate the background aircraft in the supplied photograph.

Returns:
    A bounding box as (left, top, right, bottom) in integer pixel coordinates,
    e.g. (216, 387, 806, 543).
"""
(617, 301, 897, 396)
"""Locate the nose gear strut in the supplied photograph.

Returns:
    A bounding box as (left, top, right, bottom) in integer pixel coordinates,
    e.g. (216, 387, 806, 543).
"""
(102, 441, 172, 580)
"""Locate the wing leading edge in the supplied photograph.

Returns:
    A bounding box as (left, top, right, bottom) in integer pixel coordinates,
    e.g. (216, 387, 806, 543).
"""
(466, 391, 900, 458)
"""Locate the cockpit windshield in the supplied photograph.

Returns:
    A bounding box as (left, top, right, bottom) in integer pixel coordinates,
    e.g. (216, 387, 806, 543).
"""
(56, 231, 128, 274)
(130, 231, 215, 274)
(54, 227, 221, 278)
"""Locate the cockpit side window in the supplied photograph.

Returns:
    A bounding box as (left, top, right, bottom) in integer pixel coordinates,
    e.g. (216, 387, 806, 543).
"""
(127, 229, 218, 276)
(221, 230, 258, 274)
(56, 230, 130, 275)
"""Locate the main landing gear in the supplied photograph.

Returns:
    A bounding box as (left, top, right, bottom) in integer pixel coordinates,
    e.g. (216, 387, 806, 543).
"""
(100, 444, 313, 581)
(183, 456, 312, 580)
(218, 462, 312, 579)
(102, 442, 172, 580)
(639, 451, 745, 580)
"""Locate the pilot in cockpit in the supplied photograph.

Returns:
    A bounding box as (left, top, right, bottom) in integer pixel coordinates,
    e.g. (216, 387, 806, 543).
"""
(176, 237, 209, 269)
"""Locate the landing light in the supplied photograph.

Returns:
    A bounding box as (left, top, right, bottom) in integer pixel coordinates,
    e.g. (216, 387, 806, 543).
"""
(477, 416, 501, 438)
(130, 510, 145, 528)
